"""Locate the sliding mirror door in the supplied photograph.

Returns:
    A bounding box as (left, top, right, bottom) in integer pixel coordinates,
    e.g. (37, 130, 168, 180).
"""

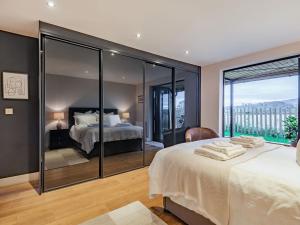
(102, 52, 144, 176)
(175, 69, 200, 144)
(43, 38, 100, 190)
(144, 63, 173, 165)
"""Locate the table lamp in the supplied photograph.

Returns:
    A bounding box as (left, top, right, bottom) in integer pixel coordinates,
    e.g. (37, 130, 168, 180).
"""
(53, 112, 64, 130)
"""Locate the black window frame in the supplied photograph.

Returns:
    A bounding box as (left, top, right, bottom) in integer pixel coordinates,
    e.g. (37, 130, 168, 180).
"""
(222, 55, 300, 142)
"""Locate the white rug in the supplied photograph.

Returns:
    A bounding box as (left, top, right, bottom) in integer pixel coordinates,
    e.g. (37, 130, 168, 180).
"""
(80, 201, 167, 225)
(145, 141, 164, 149)
(45, 148, 89, 170)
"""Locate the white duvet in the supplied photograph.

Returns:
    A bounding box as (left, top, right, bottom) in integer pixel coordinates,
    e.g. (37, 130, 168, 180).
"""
(70, 124, 143, 153)
(149, 138, 300, 225)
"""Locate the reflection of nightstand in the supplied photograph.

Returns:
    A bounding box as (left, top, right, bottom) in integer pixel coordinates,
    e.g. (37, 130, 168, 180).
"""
(49, 129, 70, 150)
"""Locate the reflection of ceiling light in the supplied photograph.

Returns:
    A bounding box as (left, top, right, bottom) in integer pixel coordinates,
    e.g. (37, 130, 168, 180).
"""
(122, 76, 126, 80)
(152, 64, 156, 68)
(185, 50, 189, 55)
(84, 70, 89, 74)
(110, 52, 115, 56)
(136, 33, 141, 39)
(47, 0, 55, 7)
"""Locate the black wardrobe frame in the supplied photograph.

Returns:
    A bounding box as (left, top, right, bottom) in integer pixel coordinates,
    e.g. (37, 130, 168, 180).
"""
(38, 21, 201, 193)
(222, 55, 300, 138)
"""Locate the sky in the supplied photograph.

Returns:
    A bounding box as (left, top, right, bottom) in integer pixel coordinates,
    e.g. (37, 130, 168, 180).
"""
(224, 76, 298, 106)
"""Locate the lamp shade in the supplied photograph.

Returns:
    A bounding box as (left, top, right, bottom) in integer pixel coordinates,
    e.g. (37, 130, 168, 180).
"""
(53, 112, 64, 120)
(122, 112, 130, 119)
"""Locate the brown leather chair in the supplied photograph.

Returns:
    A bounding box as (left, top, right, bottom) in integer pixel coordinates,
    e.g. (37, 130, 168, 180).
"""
(185, 127, 219, 142)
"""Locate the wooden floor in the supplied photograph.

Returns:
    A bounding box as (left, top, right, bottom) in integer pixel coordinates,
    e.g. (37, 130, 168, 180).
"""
(0, 168, 184, 225)
(44, 149, 158, 190)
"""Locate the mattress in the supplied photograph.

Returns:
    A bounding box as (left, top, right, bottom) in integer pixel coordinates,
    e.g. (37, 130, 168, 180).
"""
(149, 138, 300, 225)
(70, 124, 143, 153)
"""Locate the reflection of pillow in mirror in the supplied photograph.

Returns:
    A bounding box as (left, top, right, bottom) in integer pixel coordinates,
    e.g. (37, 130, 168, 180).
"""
(103, 115, 110, 127)
(107, 114, 121, 127)
(75, 114, 98, 126)
(73, 111, 93, 125)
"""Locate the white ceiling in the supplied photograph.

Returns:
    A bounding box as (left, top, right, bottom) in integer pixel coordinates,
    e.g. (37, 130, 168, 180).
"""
(1, 0, 300, 66)
(45, 37, 171, 84)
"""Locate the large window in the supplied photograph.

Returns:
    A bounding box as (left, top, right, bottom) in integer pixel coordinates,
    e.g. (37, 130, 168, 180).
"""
(224, 57, 299, 144)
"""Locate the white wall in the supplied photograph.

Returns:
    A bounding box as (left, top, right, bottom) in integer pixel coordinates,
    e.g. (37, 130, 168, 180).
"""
(201, 41, 300, 135)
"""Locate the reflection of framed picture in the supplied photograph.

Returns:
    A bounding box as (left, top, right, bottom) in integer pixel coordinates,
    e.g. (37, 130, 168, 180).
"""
(2, 72, 28, 100)
(138, 95, 144, 103)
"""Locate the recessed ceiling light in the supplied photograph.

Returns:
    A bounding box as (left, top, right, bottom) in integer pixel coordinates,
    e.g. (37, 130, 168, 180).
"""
(185, 50, 189, 55)
(110, 52, 115, 56)
(47, 0, 55, 7)
(136, 33, 141, 39)
(152, 64, 156, 68)
(84, 70, 89, 74)
(122, 76, 126, 80)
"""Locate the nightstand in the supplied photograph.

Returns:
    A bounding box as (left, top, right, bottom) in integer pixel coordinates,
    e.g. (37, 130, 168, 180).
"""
(49, 129, 70, 150)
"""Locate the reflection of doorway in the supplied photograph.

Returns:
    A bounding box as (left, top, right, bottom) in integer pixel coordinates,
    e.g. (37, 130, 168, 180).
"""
(152, 81, 186, 145)
(152, 85, 172, 143)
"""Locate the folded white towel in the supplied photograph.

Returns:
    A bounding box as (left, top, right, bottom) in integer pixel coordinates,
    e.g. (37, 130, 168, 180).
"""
(195, 147, 246, 161)
(203, 142, 243, 156)
(212, 141, 235, 147)
(231, 136, 264, 144)
(230, 136, 265, 148)
(230, 140, 265, 148)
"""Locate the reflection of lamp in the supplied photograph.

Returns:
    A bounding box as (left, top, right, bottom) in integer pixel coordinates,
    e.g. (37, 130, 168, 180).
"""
(122, 112, 130, 122)
(53, 112, 64, 130)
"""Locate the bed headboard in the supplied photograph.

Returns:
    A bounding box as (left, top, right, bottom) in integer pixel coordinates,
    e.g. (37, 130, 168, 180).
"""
(68, 107, 118, 128)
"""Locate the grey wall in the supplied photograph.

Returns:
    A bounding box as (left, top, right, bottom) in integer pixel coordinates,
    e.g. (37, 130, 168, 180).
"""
(0, 31, 39, 178)
(45, 74, 99, 131)
(103, 81, 138, 123)
(45, 76, 138, 130)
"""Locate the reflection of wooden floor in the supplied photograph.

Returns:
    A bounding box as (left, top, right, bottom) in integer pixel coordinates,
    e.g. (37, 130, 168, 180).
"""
(0, 168, 184, 225)
(44, 148, 159, 190)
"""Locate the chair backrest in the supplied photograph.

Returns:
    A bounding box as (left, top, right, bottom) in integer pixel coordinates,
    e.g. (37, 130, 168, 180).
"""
(185, 127, 219, 142)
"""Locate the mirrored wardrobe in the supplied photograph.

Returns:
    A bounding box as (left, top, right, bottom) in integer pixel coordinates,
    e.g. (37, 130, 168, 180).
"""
(43, 38, 100, 190)
(39, 25, 200, 192)
(102, 52, 144, 176)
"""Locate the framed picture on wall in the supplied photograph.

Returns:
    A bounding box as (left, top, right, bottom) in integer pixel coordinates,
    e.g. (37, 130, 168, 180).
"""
(2, 72, 29, 100)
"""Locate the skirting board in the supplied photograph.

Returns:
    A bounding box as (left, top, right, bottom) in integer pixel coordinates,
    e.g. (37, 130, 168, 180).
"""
(164, 197, 215, 225)
(0, 172, 38, 187)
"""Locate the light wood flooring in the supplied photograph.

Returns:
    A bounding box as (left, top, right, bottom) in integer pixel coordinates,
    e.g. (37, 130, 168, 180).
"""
(0, 167, 184, 225)
(44, 149, 158, 190)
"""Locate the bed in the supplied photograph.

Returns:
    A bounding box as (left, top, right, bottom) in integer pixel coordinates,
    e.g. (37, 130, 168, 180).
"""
(149, 138, 300, 225)
(68, 107, 143, 158)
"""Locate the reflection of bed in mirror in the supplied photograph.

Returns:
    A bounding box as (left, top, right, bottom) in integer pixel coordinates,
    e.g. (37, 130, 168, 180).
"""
(68, 107, 143, 158)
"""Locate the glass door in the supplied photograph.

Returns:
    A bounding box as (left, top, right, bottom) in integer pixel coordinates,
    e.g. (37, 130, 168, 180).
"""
(102, 51, 144, 176)
(43, 37, 100, 191)
(153, 86, 173, 142)
(145, 63, 173, 165)
(175, 69, 200, 144)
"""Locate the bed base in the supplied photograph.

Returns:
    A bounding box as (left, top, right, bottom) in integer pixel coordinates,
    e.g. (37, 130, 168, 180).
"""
(163, 197, 215, 225)
(70, 138, 142, 159)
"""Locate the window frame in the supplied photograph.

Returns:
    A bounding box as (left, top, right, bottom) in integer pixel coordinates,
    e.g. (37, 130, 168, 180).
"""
(222, 55, 300, 142)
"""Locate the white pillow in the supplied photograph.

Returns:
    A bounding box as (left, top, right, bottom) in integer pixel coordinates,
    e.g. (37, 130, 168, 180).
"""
(103, 114, 121, 127)
(109, 115, 121, 126)
(103, 114, 110, 127)
(75, 114, 98, 126)
(74, 111, 93, 125)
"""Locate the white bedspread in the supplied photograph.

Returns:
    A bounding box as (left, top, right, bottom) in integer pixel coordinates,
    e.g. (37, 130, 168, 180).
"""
(149, 138, 300, 225)
(70, 124, 143, 153)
